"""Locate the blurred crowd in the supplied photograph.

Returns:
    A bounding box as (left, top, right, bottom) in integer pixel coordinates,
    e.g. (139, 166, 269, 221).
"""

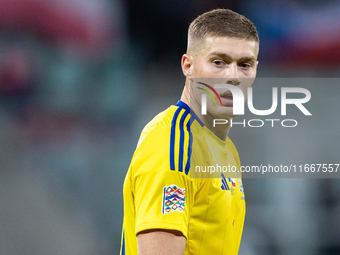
(0, 0, 339, 254)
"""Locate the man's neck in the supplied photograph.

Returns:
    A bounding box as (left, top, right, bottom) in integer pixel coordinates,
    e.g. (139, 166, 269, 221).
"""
(180, 79, 232, 141)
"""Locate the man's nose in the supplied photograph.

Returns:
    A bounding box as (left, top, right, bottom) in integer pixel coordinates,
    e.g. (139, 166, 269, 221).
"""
(226, 63, 240, 85)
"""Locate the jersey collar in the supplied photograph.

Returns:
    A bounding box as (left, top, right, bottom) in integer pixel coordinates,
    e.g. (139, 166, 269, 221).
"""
(175, 100, 204, 127)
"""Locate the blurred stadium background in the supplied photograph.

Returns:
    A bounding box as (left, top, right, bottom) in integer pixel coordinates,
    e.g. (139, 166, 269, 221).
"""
(0, 0, 339, 254)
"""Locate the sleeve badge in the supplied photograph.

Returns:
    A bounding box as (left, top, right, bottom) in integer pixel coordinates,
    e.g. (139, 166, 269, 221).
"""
(162, 185, 185, 215)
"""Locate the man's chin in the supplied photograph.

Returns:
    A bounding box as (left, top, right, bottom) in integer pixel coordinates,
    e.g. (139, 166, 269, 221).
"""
(215, 109, 236, 119)
(218, 114, 236, 119)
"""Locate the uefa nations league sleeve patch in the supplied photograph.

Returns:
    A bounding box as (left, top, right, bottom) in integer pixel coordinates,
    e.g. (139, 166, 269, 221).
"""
(162, 185, 185, 215)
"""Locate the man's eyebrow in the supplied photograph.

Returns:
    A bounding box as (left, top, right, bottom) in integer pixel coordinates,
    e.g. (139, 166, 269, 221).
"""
(238, 56, 256, 62)
(208, 52, 256, 62)
(208, 52, 232, 60)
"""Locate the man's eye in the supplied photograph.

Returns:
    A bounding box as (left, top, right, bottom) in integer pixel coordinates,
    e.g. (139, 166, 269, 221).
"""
(240, 63, 251, 68)
(213, 60, 224, 66)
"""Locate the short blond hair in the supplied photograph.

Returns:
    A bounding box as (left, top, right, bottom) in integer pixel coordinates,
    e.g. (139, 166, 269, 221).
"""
(188, 9, 259, 52)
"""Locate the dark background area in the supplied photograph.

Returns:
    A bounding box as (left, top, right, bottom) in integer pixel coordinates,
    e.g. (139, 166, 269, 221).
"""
(0, 0, 339, 254)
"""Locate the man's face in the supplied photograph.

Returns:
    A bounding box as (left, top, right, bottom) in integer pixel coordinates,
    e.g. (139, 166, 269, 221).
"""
(189, 36, 258, 118)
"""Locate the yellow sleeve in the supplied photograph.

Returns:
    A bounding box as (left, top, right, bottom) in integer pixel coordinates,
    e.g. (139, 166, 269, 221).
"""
(130, 111, 196, 239)
(133, 170, 195, 239)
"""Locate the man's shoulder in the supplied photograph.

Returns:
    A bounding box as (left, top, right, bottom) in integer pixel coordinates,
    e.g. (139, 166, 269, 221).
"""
(136, 105, 178, 147)
(130, 102, 196, 177)
(137, 101, 198, 147)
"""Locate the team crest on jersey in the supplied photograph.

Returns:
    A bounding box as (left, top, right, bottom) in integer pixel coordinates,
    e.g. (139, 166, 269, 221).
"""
(162, 185, 185, 214)
(228, 178, 236, 188)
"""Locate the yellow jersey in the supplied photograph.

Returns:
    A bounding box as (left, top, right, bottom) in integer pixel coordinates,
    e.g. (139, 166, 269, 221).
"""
(120, 101, 245, 255)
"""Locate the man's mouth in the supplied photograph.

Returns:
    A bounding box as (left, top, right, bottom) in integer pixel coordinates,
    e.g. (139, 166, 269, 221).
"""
(221, 95, 233, 99)
(220, 90, 233, 106)
(220, 90, 233, 97)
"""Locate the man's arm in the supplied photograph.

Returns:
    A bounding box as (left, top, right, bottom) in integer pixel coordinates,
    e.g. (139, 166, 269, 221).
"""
(137, 229, 186, 255)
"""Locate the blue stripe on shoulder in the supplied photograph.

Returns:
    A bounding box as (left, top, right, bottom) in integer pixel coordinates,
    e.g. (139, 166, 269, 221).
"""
(185, 120, 193, 175)
(178, 111, 189, 173)
(171, 101, 199, 175)
(170, 107, 182, 171)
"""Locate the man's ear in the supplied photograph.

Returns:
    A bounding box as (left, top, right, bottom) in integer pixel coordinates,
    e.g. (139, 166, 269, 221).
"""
(181, 54, 193, 77)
